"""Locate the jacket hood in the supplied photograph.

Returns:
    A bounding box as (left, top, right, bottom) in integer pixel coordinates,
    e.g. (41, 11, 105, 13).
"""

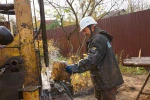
(100, 30, 113, 42)
(90, 27, 113, 42)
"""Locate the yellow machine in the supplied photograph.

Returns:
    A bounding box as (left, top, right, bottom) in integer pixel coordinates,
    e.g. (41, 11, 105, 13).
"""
(0, 0, 46, 100)
(0, 0, 73, 100)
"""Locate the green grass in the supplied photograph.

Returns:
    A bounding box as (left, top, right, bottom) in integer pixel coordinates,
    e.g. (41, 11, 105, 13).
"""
(119, 64, 148, 75)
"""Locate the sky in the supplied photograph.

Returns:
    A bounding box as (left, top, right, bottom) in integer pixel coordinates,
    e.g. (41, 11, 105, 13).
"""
(0, 0, 150, 21)
(0, 0, 54, 20)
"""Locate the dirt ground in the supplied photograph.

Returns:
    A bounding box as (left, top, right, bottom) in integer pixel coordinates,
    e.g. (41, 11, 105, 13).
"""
(74, 74, 150, 100)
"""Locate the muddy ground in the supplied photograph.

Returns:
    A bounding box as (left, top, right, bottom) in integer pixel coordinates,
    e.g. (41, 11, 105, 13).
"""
(74, 74, 150, 100)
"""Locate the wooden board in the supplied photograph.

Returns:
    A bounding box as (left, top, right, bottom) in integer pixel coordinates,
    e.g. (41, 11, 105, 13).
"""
(123, 57, 150, 70)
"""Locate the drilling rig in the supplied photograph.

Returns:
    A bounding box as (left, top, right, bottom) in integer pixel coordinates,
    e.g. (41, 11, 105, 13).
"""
(0, 0, 73, 100)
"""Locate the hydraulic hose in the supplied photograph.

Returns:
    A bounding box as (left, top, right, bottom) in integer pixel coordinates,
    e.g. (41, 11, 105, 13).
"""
(58, 81, 74, 100)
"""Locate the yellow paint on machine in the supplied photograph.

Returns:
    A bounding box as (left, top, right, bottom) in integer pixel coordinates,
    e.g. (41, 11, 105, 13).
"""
(23, 90, 39, 100)
(0, 35, 20, 66)
(14, 0, 40, 99)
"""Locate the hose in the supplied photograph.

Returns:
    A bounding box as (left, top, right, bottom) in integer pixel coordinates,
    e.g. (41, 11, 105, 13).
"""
(58, 81, 74, 100)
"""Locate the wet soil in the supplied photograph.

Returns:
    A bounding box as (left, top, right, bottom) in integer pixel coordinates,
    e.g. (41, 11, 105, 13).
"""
(74, 74, 150, 100)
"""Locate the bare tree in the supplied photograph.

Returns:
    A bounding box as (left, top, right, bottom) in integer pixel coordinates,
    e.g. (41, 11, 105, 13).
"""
(127, 0, 150, 13)
(45, 0, 125, 56)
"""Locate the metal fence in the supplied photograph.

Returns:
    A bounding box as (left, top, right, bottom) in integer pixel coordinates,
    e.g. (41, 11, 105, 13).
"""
(46, 9, 150, 58)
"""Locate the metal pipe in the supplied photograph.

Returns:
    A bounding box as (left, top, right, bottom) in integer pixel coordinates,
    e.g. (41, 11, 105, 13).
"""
(0, 4, 14, 10)
(39, 0, 49, 67)
(0, 10, 15, 15)
(34, 24, 41, 40)
(10, 60, 18, 67)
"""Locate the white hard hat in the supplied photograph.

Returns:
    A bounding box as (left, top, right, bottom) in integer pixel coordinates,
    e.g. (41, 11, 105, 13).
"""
(79, 16, 97, 32)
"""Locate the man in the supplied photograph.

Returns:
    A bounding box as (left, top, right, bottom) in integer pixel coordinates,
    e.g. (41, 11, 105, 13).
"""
(0, 26, 14, 45)
(66, 16, 124, 100)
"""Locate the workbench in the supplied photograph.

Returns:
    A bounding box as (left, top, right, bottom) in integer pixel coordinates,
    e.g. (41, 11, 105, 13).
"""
(123, 57, 150, 100)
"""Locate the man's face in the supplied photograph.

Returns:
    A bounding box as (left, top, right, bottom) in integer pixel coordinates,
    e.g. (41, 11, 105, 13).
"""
(82, 27, 91, 37)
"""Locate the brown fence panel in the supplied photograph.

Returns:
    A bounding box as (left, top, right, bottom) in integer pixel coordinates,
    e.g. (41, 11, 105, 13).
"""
(98, 9, 150, 58)
(46, 25, 85, 57)
(46, 9, 150, 58)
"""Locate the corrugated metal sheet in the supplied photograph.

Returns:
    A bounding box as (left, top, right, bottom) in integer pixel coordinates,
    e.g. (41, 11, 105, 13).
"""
(46, 25, 84, 56)
(98, 9, 150, 58)
(46, 9, 150, 58)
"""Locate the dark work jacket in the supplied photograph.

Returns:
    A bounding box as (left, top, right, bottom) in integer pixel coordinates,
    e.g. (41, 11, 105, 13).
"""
(71, 27, 124, 90)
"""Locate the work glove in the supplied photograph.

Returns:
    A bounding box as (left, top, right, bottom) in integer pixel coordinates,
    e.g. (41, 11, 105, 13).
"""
(66, 65, 72, 74)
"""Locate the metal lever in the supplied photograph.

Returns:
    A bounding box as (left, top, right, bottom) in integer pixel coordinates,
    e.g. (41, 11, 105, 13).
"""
(0, 68, 5, 74)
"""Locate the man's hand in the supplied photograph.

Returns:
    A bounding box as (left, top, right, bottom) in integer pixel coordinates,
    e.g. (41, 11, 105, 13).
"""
(66, 66, 72, 74)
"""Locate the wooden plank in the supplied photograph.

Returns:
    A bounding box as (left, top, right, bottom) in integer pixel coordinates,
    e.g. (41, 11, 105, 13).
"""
(131, 57, 150, 59)
(123, 57, 150, 68)
(131, 57, 150, 60)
